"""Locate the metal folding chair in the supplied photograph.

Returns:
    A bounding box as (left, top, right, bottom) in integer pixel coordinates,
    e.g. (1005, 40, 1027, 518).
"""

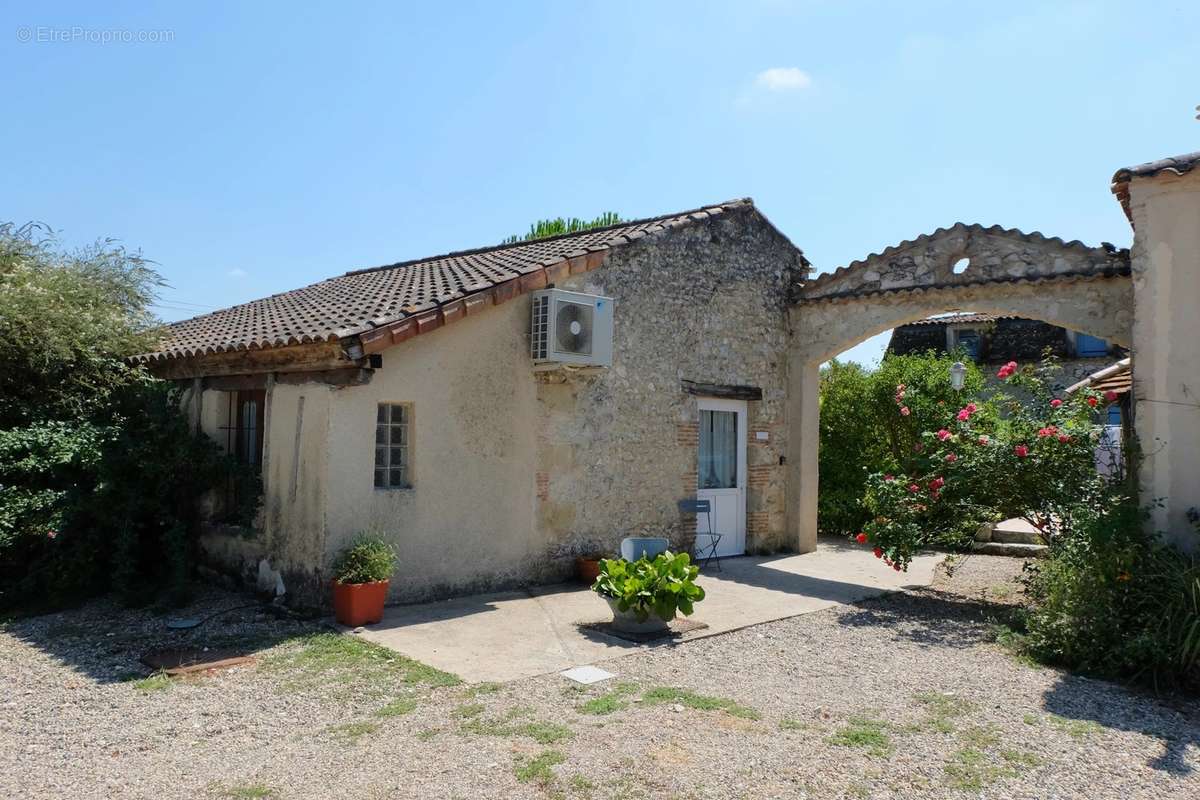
(676, 498, 723, 571)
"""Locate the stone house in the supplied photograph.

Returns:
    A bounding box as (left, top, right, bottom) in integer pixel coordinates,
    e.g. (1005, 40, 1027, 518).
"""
(141, 201, 809, 604)
(886, 312, 1128, 390)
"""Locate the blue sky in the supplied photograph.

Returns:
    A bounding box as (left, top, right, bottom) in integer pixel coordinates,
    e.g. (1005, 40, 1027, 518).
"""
(3, 1, 1197, 365)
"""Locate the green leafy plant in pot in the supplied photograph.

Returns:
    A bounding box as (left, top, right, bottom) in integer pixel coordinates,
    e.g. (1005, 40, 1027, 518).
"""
(331, 535, 397, 626)
(591, 551, 705, 633)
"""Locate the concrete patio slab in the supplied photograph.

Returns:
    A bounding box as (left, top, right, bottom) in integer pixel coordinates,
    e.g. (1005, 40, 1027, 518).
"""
(350, 541, 942, 683)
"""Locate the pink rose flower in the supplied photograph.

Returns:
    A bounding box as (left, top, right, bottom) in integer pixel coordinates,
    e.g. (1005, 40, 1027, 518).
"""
(929, 476, 945, 490)
(908, 483, 920, 494)
(956, 409, 970, 422)
(1057, 434, 1071, 443)
(899, 406, 911, 416)
(883, 474, 894, 482)
(1014, 444, 1029, 457)
(977, 435, 989, 445)
(936, 429, 951, 441)
(966, 403, 977, 413)
(1050, 398, 1062, 408)
(944, 453, 957, 463)
(1104, 390, 1118, 403)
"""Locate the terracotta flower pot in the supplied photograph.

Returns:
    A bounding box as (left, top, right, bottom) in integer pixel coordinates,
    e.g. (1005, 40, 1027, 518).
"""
(332, 579, 389, 626)
(576, 556, 602, 584)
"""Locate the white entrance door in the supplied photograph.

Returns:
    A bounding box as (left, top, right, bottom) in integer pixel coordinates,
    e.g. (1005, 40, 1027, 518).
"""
(695, 398, 747, 558)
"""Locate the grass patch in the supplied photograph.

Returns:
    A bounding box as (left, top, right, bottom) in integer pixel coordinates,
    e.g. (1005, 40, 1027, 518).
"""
(568, 774, 596, 793)
(1048, 714, 1100, 740)
(514, 749, 566, 785)
(1000, 748, 1042, 767)
(218, 784, 276, 799)
(465, 681, 502, 696)
(453, 702, 485, 718)
(374, 697, 418, 717)
(415, 728, 441, 741)
(989, 624, 1041, 668)
(262, 633, 460, 698)
(960, 725, 1001, 750)
(1022, 713, 1039, 726)
(579, 694, 627, 715)
(828, 716, 892, 758)
(914, 691, 974, 734)
(779, 717, 810, 731)
(132, 671, 172, 693)
(578, 682, 640, 716)
(326, 720, 378, 742)
(641, 686, 761, 720)
(460, 708, 575, 744)
(942, 748, 1017, 791)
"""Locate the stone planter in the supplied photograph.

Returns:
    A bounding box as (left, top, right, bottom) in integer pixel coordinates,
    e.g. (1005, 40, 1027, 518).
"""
(604, 597, 674, 634)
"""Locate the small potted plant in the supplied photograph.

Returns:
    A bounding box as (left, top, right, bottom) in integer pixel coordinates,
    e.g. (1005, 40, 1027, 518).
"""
(575, 550, 605, 584)
(331, 534, 397, 626)
(591, 550, 706, 633)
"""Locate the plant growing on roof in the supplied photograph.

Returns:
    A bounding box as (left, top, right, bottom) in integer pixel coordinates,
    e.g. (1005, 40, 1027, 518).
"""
(591, 551, 705, 622)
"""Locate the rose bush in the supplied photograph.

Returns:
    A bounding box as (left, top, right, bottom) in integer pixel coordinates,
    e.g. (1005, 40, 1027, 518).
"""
(856, 357, 1117, 570)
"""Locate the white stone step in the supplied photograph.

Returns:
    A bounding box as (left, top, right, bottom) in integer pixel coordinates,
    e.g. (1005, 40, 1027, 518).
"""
(971, 541, 1049, 558)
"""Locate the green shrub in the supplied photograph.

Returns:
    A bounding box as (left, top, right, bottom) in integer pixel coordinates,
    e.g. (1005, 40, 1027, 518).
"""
(818, 352, 986, 537)
(1020, 495, 1200, 690)
(592, 551, 705, 622)
(0, 222, 256, 610)
(859, 355, 1106, 570)
(333, 535, 397, 584)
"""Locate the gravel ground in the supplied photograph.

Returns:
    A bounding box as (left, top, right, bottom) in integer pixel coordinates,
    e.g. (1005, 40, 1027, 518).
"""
(2, 554, 1198, 800)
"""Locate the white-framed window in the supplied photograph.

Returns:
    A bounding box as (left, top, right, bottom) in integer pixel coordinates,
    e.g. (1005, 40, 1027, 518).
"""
(374, 404, 410, 489)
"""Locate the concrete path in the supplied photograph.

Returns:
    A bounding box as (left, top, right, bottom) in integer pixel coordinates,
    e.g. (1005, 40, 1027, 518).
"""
(351, 541, 942, 683)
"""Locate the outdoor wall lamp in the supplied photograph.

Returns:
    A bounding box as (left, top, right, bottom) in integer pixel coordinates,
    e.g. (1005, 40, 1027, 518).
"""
(950, 361, 967, 391)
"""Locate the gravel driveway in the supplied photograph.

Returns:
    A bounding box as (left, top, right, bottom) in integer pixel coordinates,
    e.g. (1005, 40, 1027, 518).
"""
(2, 554, 1197, 799)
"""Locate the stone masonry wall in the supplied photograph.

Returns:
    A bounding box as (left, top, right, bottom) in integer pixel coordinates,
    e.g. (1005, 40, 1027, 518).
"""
(534, 205, 805, 561)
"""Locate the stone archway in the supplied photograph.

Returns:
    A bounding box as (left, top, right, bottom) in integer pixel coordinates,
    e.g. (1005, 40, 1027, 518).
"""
(785, 223, 1133, 552)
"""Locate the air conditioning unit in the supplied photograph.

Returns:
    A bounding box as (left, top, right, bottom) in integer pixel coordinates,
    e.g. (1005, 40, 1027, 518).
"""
(530, 289, 613, 367)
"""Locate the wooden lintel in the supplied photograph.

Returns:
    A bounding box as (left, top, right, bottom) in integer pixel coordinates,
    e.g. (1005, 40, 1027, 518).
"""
(276, 368, 373, 387)
(680, 380, 763, 401)
(149, 341, 358, 380)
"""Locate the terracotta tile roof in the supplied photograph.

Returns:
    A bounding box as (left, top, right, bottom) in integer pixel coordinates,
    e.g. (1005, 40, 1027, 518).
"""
(1110, 151, 1200, 224)
(902, 312, 1009, 327)
(1112, 151, 1200, 184)
(1066, 358, 1131, 397)
(141, 199, 759, 363)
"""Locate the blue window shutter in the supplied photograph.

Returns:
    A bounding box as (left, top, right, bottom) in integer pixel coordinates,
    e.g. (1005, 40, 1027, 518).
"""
(1076, 334, 1108, 357)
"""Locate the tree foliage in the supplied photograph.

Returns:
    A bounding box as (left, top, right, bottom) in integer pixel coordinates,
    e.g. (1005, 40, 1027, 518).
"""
(0, 223, 161, 427)
(818, 351, 985, 536)
(0, 222, 249, 609)
(501, 212, 622, 244)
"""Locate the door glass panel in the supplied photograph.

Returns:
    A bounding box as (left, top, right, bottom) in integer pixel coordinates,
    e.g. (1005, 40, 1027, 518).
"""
(699, 410, 737, 489)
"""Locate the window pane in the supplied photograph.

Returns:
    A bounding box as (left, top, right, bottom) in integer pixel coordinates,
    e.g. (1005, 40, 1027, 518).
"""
(390, 425, 406, 446)
(374, 469, 386, 488)
(374, 446, 388, 470)
(377, 405, 388, 423)
(390, 405, 407, 424)
(390, 446, 405, 465)
(375, 425, 386, 445)
(698, 410, 737, 489)
(389, 468, 406, 487)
